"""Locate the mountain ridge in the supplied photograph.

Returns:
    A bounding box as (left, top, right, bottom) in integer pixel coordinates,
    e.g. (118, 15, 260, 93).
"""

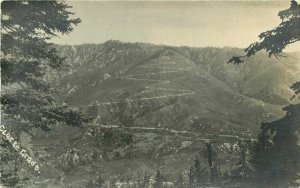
(28, 40, 300, 185)
(53, 40, 300, 135)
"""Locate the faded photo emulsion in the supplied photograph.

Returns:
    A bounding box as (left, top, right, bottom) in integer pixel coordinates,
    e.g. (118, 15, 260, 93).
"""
(1, 1, 300, 188)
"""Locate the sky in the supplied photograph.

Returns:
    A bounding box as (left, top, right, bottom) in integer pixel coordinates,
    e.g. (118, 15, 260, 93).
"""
(51, 1, 299, 51)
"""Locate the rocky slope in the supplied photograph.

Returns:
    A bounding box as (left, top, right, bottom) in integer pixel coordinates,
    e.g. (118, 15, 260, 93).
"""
(30, 41, 299, 186)
(55, 40, 300, 135)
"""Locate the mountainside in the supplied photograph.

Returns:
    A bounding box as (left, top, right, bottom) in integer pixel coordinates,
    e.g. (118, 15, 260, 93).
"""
(55, 40, 300, 135)
(26, 40, 300, 186)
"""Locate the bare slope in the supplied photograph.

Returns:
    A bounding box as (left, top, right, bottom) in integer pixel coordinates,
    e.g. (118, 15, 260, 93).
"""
(56, 41, 299, 135)
(27, 41, 299, 186)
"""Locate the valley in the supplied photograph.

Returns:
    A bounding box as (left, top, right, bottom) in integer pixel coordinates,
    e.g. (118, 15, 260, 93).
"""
(29, 40, 300, 187)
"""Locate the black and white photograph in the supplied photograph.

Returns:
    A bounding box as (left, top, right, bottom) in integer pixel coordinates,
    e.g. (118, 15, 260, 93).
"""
(1, 0, 300, 187)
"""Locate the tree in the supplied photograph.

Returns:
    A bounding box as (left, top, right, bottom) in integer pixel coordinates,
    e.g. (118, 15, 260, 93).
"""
(174, 173, 185, 188)
(96, 174, 105, 188)
(141, 174, 151, 188)
(1, 0, 86, 135)
(153, 170, 164, 188)
(0, 140, 22, 187)
(230, 142, 254, 185)
(188, 166, 195, 187)
(261, 105, 300, 187)
(1, 1, 88, 186)
(188, 156, 207, 187)
(228, 0, 300, 187)
(249, 131, 273, 187)
(116, 92, 136, 127)
(205, 142, 216, 184)
(228, 0, 300, 64)
(249, 107, 300, 187)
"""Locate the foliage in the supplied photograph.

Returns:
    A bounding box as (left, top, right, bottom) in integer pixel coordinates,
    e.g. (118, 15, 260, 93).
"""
(248, 105, 300, 187)
(153, 170, 164, 188)
(0, 140, 22, 187)
(230, 142, 254, 184)
(1, 1, 87, 134)
(142, 174, 151, 188)
(0, 1, 87, 186)
(249, 131, 273, 187)
(290, 81, 300, 99)
(188, 156, 207, 187)
(227, 0, 300, 186)
(95, 128, 133, 147)
(264, 105, 300, 186)
(228, 0, 300, 64)
(244, 0, 300, 58)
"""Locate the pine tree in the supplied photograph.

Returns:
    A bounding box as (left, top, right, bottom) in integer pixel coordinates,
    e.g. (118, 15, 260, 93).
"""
(228, 1, 300, 186)
(96, 174, 105, 188)
(205, 142, 215, 184)
(1, 0, 86, 137)
(228, 0, 300, 64)
(262, 105, 300, 187)
(188, 156, 207, 187)
(194, 157, 205, 185)
(154, 170, 164, 188)
(141, 174, 150, 188)
(230, 141, 254, 185)
(249, 111, 300, 187)
(188, 166, 195, 187)
(249, 129, 273, 187)
(1, 1, 88, 186)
